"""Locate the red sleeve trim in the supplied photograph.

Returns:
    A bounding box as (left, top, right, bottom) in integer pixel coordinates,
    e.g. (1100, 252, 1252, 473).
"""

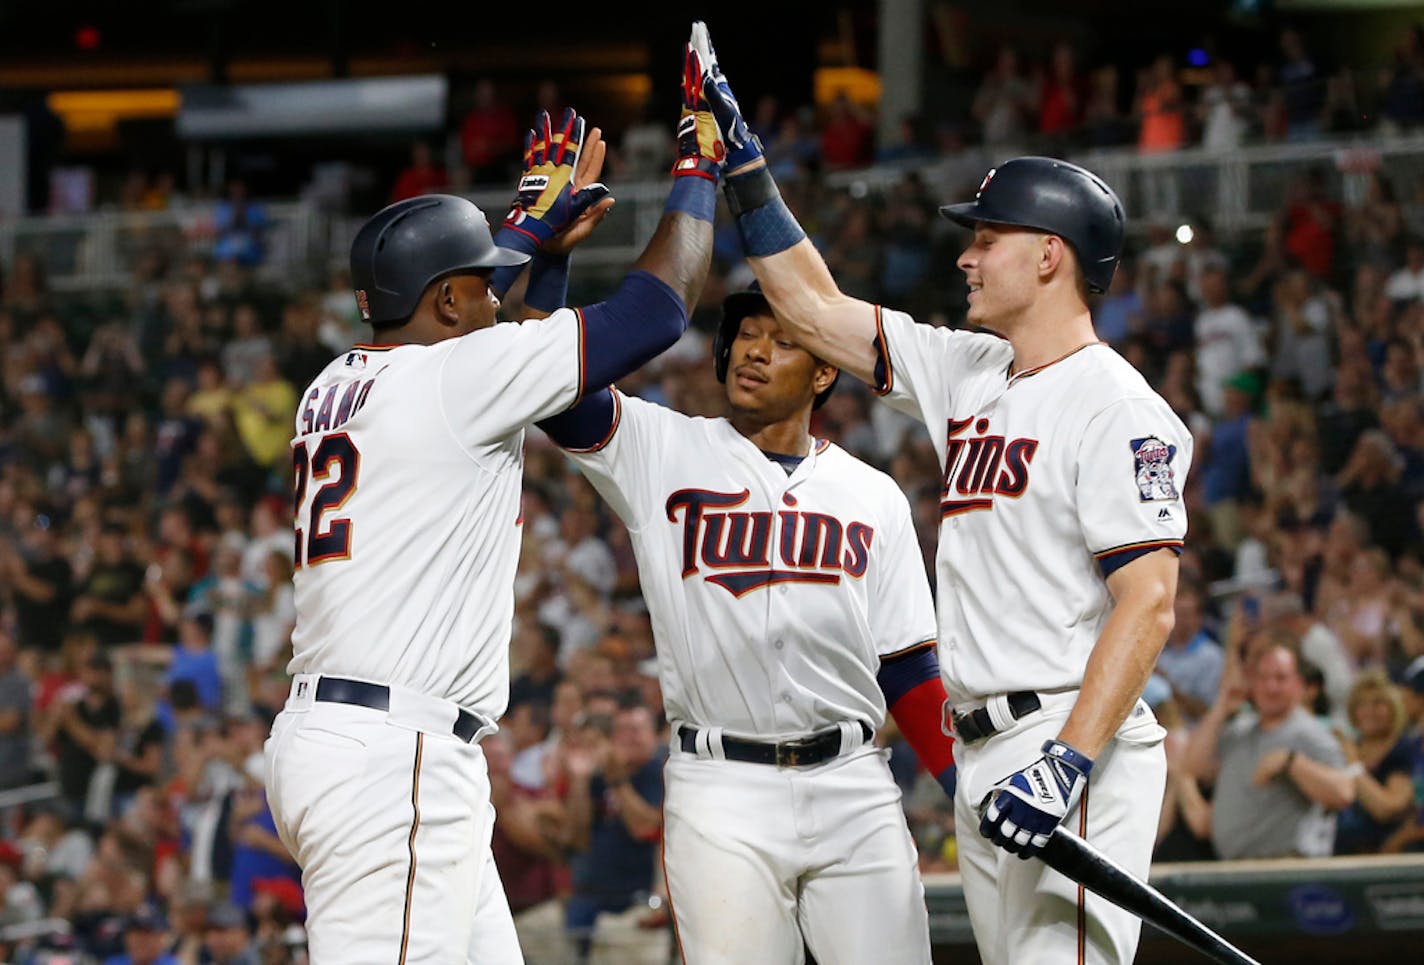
(573, 307, 587, 401)
(562, 390, 624, 454)
(880, 637, 937, 661)
(872, 304, 894, 397)
(1092, 539, 1184, 560)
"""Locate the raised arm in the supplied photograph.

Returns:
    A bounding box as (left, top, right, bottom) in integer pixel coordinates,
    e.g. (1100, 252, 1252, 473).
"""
(692, 23, 880, 383)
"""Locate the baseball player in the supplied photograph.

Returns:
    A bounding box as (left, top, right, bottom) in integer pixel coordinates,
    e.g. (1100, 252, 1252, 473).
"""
(530, 269, 956, 964)
(265, 63, 724, 965)
(691, 24, 1192, 965)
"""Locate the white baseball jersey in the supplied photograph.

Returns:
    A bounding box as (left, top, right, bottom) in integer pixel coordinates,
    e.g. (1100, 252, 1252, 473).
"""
(562, 391, 937, 738)
(287, 310, 586, 718)
(872, 307, 1194, 704)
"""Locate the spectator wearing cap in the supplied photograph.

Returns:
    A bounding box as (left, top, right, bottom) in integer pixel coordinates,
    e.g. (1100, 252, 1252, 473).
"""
(200, 902, 258, 965)
(1186, 642, 1355, 858)
(1334, 671, 1415, 853)
(1, 505, 73, 653)
(102, 905, 180, 965)
(1155, 582, 1225, 723)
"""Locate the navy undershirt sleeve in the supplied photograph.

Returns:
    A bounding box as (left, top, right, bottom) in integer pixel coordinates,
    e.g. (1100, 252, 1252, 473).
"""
(580, 270, 687, 390)
(538, 387, 616, 451)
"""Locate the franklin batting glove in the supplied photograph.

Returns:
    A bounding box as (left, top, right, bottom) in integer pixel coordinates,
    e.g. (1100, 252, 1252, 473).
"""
(673, 40, 725, 180)
(499, 107, 610, 251)
(979, 739, 1094, 859)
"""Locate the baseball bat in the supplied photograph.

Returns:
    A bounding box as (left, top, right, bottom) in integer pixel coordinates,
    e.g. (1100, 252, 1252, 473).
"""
(1039, 827, 1260, 965)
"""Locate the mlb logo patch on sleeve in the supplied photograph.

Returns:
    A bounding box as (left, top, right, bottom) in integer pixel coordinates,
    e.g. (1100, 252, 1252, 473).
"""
(1130, 436, 1178, 501)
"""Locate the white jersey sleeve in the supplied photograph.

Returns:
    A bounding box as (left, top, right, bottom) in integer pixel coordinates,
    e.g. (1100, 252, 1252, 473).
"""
(438, 309, 584, 444)
(872, 490, 938, 658)
(1075, 396, 1194, 564)
(873, 307, 1015, 440)
(560, 391, 673, 531)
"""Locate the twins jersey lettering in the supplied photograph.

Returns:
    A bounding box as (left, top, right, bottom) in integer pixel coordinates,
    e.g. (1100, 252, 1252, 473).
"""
(563, 392, 936, 737)
(872, 307, 1194, 704)
(287, 309, 586, 717)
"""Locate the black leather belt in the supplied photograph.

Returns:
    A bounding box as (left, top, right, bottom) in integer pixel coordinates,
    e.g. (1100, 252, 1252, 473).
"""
(314, 676, 486, 743)
(679, 722, 873, 768)
(951, 691, 1041, 743)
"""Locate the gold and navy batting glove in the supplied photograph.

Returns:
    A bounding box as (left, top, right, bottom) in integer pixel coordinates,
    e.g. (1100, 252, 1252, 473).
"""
(673, 42, 725, 180)
(500, 107, 610, 249)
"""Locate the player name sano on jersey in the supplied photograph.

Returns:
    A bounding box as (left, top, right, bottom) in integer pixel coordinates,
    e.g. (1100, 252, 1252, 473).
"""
(270, 84, 726, 965)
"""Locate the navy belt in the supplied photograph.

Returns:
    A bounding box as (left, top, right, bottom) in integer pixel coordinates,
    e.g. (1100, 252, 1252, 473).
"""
(951, 691, 1041, 743)
(314, 676, 486, 744)
(679, 722, 873, 768)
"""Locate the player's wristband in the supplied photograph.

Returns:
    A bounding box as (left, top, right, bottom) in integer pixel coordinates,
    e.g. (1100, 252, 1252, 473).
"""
(722, 164, 781, 216)
(524, 251, 570, 315)
(666, 174, 717, 224)
(725, 166, 805, 258)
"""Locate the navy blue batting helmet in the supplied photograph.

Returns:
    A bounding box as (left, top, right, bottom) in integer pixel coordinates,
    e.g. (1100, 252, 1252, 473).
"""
(713, 282, 839, 409)
(940, 157, 1125, 293)
(350, 194, 529, 327)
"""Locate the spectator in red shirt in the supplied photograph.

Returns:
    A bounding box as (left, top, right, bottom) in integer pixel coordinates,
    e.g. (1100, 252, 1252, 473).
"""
(459, 79, 521, 183)
(820, 92, 874, 170)
(388, 141, 448, 204)
(1038, 42, 1084, 144)
(1281, 167, 1341, 280)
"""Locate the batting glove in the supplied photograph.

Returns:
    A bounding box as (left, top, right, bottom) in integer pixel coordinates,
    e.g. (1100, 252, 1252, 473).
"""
(499, 108, 610, 251)
(979, 739, 1094, 859)
(673, 40, 725, 179)
(689, 21, 764, 170)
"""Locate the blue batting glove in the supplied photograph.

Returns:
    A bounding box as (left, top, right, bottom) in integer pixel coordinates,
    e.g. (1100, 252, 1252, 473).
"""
(689, 21, 763, 170)
(978, 739, 1093, 859)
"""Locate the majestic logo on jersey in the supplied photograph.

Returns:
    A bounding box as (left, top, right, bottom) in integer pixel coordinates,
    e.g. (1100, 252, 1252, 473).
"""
(1131, 436, 1178, 501)
(665, 488, 874, 597)
(940, 417, 1038, 518)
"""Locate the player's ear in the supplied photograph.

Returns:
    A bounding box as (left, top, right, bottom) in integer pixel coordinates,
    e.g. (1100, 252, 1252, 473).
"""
(1038, 235, 1068, 284)
(433, 279, 460, 326)
(813, 363, 837, 395)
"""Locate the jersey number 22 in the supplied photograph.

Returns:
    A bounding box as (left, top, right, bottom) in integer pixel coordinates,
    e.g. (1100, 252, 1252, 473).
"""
(293, 434, 360, 567)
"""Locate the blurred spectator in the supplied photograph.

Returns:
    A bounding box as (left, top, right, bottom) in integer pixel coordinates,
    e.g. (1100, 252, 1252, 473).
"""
(1187, 641, 1354, 858)
(72, 524, 147, 648)
(1037, 42, 1083, 148)
(230, 353, 297, 473)
(0, 628, 33, 789)
(41, 652, 121, 819)
(1199, 60, 1253, 153)
(1379, 25, 1424, 133)
(1082, 64, 1131, 148)
(3, 506, 73, 652)
(211, 182, 266, 268)
(1279, 28, 1327, 141)
(1155, 582, 1224, 722)
(971, 46, 1034, 147)
(563, 703, 665, 962)
(819, 92, 874, 170)
(103, 905, 179, 965)
(1385, 234, 1424, 304)
(389, 141, 449, 204)
(167, 613, 224, 714)
(1136, 55, 1186, 155)
(1333, 670, 1414, 853)
(1270, 268, 1336, 402)
(1279, 167, 1341, 281)
(199, 901, 258, 965)
(227, 767, 298, 916)
(1195, 264, 1265, 418)
(459, 79, 521, 183)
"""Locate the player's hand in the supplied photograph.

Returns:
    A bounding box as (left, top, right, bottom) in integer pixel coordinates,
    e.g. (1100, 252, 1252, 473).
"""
(689, 21, 764, 171)
(672, 36, 725, 180)
(501, 108, 612, 250)
(543, 123, 616, 256)
(978, 739, 1094, 859)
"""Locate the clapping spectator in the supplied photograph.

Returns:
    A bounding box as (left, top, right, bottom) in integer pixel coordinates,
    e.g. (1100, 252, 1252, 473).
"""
(1334, 670, 1415, 853)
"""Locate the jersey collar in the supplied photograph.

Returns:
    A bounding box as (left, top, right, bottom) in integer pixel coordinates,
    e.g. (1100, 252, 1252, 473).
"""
(1006, 341, 1105, 386)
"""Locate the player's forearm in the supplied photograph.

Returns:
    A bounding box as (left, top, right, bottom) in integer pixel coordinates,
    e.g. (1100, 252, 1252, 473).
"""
(1057, 558, 1177, 759)
(630, 201, 714, 314)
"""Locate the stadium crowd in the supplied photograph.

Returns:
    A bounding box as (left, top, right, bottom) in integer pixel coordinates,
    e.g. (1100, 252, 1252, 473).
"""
(2, 27, 1424, 964)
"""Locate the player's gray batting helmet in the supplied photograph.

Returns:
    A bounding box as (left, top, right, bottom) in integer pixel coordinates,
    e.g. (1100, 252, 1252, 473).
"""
(940, 156, 1125, 293)
(349, 194, 530, 326)
(713, 282, 838, 409)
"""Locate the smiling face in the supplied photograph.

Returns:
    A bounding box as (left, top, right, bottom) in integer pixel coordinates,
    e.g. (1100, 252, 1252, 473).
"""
(724, 311, 836, 424)
(956, 224, 1068, 333)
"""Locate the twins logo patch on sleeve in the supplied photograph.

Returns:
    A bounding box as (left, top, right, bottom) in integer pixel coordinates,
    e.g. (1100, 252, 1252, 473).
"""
(1131, 436, 1178, 501)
